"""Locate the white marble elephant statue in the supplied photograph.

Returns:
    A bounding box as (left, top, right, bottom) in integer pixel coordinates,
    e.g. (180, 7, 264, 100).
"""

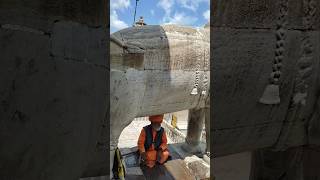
(110, 24, 210, 173)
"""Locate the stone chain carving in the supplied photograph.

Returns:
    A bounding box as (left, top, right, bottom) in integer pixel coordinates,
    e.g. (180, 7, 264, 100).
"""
(272, 0, 288, 85)
(273, 0, 316, 151)
(292, 0, 316, 105)
(202, 39, 210, 96)
(201, 31, 210, 95)
(191, 29, 202, 95)
(191, 29, 209, 96)
(259, 0, 289, 105)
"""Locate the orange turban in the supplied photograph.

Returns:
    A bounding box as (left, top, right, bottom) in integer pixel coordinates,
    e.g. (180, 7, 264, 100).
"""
(149, 114, 164, 123)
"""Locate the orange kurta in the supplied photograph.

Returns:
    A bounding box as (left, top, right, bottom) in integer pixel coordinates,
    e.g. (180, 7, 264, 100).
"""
(138, 127, 169, 168)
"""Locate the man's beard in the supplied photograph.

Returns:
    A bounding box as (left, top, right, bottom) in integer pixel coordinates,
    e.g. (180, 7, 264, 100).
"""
(152, 126, 161, 131)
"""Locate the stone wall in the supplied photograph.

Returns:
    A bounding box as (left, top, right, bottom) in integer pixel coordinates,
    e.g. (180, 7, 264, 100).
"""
(212, 0, 320, 156)
(0, 1, 108, 179)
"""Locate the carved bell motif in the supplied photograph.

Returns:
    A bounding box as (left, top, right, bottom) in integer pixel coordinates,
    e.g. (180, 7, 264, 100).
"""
(259, 84, 281, 105)
(191, 87, 198, 95)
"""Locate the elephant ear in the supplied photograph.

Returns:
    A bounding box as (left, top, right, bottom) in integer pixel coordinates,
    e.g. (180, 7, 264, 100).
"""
(110, 34, 145, 71)
(125, 41, 146, 54)
(110, 34, 126, 48)
(122, 41, 145, 70)
(110, 32, 146, 54)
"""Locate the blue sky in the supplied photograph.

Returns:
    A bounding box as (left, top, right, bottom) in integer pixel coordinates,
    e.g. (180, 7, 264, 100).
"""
(110, 0, 210, 33)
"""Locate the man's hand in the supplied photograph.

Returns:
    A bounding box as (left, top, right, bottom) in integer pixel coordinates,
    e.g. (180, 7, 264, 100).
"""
(157, 150, 163, 161)
(140, 152, 146, 162)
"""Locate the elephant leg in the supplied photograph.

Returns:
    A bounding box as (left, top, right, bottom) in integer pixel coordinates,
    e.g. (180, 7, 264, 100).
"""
(182, 108, 206, 154)
(250, 146, 320, 180)
(109, 115, 136, 178)
(250, 149, 292, 180)
(109, 148, 116, 178)
(299, 146, 320, 180)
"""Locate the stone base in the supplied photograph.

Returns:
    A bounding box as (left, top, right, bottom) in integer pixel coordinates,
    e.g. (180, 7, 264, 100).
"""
(164, 159, 195, 180)
(184, 155, 210, 180)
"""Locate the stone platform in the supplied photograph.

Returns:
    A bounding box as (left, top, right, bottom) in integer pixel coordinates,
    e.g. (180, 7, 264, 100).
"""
(81, 116, 210, 180)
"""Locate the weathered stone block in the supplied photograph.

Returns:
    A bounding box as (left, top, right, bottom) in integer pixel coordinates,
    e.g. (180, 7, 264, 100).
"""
(0, 0, 105, 31)
(51, 21, 107, 66)
(184, 155, 210, 180)
(0, 19, 107, 180)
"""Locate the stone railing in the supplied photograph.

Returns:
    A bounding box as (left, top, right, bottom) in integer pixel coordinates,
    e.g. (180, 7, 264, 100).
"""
(162, 120, 186, 144)
(163, 113, 206, 143)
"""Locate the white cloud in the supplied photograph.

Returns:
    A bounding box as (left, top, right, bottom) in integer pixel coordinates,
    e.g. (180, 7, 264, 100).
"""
(203, 9, 210, 21)
(157, 0, 209, 26)
(110, 0, 130, 10)
(150, 9, 155, 16)
(158, 0, 175, 17)
(166, 12, 198, 26)
(111, 10, 129, 31)
(110, 0, 130, 32)
(176, 0, 209, 12)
